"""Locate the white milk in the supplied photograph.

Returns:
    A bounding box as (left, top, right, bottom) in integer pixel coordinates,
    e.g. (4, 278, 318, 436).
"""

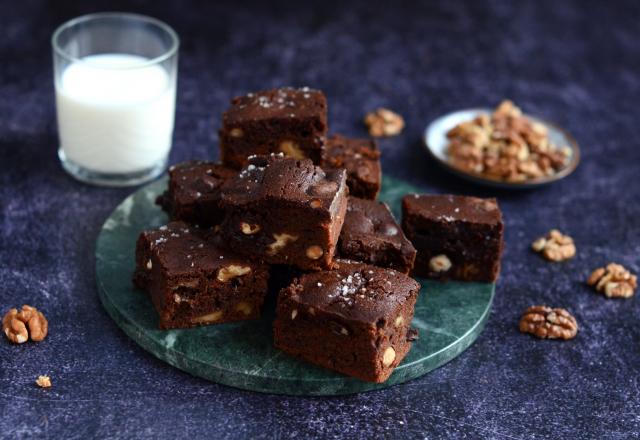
(55, 54, 175, 174)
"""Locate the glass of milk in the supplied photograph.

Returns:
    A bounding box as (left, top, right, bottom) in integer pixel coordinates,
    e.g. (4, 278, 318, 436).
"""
(52, 13, 179, 186)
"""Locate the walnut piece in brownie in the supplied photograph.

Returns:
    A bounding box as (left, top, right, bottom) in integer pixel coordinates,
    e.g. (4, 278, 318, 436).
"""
(219, 87, 328, 169)
(402, 194, 504, 282)
(274, 261, 420, 383)
(156, 161, 237, 226)
(219, 154, 348, 271)
(134, 221, 270, 329)
(339, 197, 416, 274)
(323, 134, 382, 200)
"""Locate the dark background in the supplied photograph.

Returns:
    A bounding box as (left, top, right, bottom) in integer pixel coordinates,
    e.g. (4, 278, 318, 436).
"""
(1, 1, 639, 438)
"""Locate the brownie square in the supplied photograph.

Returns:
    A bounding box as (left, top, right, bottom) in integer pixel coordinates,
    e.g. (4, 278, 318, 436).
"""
(274, 261, 420, 383)
(323, 134, 382, 200)
(219, 87, 328, 169)
(401, 194, 504, 282)
(133, 221, 270, 329)
(156, 161, 237, 227)
(339, 197, 416, 274)
(219, 154, 348, 271)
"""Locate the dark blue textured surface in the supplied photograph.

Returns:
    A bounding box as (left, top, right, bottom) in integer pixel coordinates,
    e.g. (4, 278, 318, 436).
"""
(1, 1, 639, 438)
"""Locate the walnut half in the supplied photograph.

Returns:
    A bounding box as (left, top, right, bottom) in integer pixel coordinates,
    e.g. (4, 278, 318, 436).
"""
(587, 263, 637, 298)
(531, 229, 576, 262)
(519, 305, 578, 340)
(2, 305, 48, 344)
(364, 108, 405, 137)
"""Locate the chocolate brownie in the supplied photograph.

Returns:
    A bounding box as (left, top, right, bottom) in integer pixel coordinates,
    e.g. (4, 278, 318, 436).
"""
(133, 221, 270, 329)
(339, 197, 416, 274)
(156, 161, 237, 226)
(219, 154, 348, 271)
(274, 260, 420, 383)
(219, 87, 328, 169)
(323, 134, 382, 199)
(401, 194, 504, 282)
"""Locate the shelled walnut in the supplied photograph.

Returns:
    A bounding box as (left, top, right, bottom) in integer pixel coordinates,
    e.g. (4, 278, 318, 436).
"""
(531, 229, 576, 262)
(36, 375, 52, 388)
(279, 140, 306, 159)
(429, 254, 451, 272)
(519, 305, 578, 340)
(2, 305, 48, 344)
(240, 222, 260, 235)
(217, 265, 251, 282)
(587, 263, 637, 298)
(267, 233, 298, 255)
(364, 108, 405, 137)
(306, 245, 324, 260)
(446, 100, 571, 182)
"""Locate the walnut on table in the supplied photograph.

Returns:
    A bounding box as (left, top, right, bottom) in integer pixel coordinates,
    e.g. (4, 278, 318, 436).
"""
(519, 305, 578, 340)
(587, 263, 637, 298)
(364, 108, 405, 137)
(531, 229, 576, 262)
(2, 305, 48, 344)
(36, 375, 52, 388)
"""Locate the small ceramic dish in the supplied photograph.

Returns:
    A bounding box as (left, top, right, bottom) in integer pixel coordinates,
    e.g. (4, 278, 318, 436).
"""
(423, 108, 580, 189)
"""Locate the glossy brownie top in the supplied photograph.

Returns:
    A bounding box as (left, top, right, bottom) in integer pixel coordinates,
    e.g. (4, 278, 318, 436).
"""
(341, 197, 413, 250)
(223, 87, 327, 124)
(161, 161, 236, 204)
(324, 134, 381, 181)
(221, 154, 347, 209)
(281, 260, 420, 324)
(140, 222, 262, 277)
(402, 194, 502, 225)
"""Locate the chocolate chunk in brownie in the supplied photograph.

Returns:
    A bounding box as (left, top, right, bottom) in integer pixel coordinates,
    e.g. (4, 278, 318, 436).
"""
(339, 197, 416, 274)
(156, 161, 237, 227)
(219, 87, 328, 169)
(323, 134, 382, 199)
(219, 154, 348, 271)
(274, 260, 420, 383)
(401, 194, 504, 282)
(133, 221, 270, 329)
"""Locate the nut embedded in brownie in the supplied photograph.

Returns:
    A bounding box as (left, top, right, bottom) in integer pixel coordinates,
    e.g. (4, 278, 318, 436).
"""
(274, 260, 420, 383)
(323, 134, 382, 200)
(401, 194, 504, 282)
(219, 87, 328, 169)
(156, 161, 237, 227)
(219, 154, 348, 271)
(339, 197, 416, 274)
(133, 221, 270, 329)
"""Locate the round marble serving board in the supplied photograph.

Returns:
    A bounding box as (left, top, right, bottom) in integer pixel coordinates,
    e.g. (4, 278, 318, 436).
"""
(96, 175, 495, 396)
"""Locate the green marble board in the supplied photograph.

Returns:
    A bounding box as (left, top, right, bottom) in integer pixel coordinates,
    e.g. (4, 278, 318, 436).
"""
(96, 176, 494, 395)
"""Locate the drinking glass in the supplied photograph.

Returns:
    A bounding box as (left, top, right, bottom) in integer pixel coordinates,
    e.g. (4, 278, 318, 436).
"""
(52, 12, 179, 186)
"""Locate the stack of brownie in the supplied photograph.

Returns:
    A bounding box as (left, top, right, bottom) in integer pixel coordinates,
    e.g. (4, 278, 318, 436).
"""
(134, 87, 504, 383)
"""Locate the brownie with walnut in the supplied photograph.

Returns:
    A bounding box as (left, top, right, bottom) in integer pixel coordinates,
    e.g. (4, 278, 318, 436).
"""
(339, 197, 416, 274)
(401, 194, 504, 282)
(219, 154, 348, 271)
(133, 221, 270, 329)
(323, 134, 382, 200)
(156, 161, 237, 227)
(219, 87, 328, 169)
(274, 260, 420, 383)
